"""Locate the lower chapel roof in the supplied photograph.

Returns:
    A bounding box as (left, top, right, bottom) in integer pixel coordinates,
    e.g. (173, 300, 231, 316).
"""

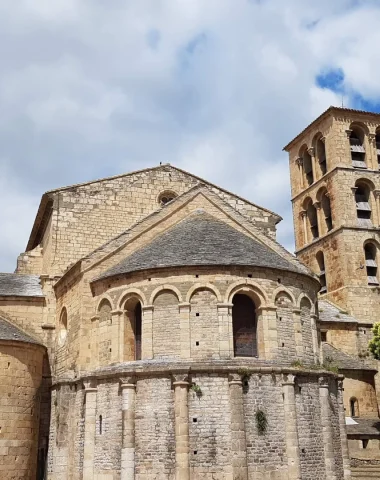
(322, 343, 375, 371)
(318, 300, 359, 324)
(0, 315, 42, 345)
(95, 211, 306, 281)
(0, 273, 43, 297)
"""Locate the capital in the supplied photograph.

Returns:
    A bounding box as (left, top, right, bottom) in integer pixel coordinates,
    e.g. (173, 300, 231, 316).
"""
(320, 135, 326, 144)
(337, 379, 344, 391)
(119, 376, 136, 388)
(319, 376, 330, 388)
(228, 373, 243, 385)
(83, 379, 97, 391)
(368, 133, 376, 144)
(374, 190, 380, 198)
(351, 187, 358, 194)
(282, 373, 296, 386)
(308, 147, 315, 157)
(295, 157, 303, 166)
(172, 372, 190, 386)
(300, 210, 307, 219)
(313, 201, 321, 210)
(345, 129, 353, 138)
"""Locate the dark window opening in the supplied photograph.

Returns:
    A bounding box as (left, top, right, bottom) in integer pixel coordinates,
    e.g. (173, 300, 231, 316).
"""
(134, 303, 142, 360)
(355, 184, 372, 227)
(364, 243, 379, 285)
(321, 331, 327, 342)
(316, 138, 327, 175)
(303, 150, 314, 186)
(99, 415, 103, 435)
(376, 131, 380, 169)
(317, 252, 327, 294)
(232, 294, 257, 357)
(350, 129, 366, 168)
(321, 193, 333, 232)
(362, 439, 369, 449)
(350, 398, 359, 417)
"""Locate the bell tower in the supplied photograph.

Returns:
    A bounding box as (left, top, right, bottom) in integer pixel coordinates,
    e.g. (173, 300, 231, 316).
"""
(284, 107, 380, 323)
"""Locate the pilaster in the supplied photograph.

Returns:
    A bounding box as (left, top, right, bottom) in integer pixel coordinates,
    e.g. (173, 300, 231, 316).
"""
(217, 303, 233, 358)
(172, 373, 190, 480)
(83, 380, 97, 480)
(257, 306, 278, 360)
(179, 303, 191, 359)
(319, 376, 337, 480)
(142, 305, 154, 359)
(111, 309, 123, 363)
(228, 373, 248, 480)
(292, 308, 303, 359)
(337, 379, 351, 480)
(282, 374, 301, 480)
(120, 377, 137, 480)
(311, 314, 319, 363)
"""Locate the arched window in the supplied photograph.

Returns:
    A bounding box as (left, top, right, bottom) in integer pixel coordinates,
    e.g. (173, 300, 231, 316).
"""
(355, 183, 372, 226)
(349, 127, 366, 168)
(58, 308, 68, 346)
(315, 136, 327, 176)
(123, 297, 142, 361)
(321, 192, 333, 232)
(316, 251, 327, 294)
(232, 294, 257, 357)
(303, 149, 314, 186)
(350, 397, 359, 417)
(376, 128, 380, 170)
(304, 198, 319, 240)
(364, 243, 379, 285)
(158, 190, 177, 206)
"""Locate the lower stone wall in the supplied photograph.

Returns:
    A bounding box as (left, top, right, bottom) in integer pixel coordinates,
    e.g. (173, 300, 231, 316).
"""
(46, 366, 348, 480)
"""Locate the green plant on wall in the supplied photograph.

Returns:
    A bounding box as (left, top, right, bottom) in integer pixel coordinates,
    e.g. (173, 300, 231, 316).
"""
(191, 383, 203, 398)
(237, 367, 251, 382)
(369, 323, 380, 360)
(255, 409, 268, 435)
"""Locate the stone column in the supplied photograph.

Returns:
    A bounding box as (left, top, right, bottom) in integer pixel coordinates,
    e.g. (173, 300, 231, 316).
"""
(345, 129, 353, 166)
(110, 309, 123, 363)
(296, 157, 304, 189)
(142, 305, 154, 359)
(90, 314, 100, 366)
(314, 201, 323, 236)
(228, 373, 248, 480)
(83, 380, 97, 480)
(337, 379, 351, 480)
(311, 314, 319, 363)
(257, 306, 278, 360)
(319, 376, 337, 480)
(282, 374, 301, 480)
(217, 303, 233, 358)
(120, 377, 137, 480)
(300, 210, 308, 245)
(173, 374, 190, 480)
(179, 303, 191, 359)
(292, 308, 303, 359)
(351, 187, 358, 223)
(308, 147, 317, 183)
(374, 190, 380, 227)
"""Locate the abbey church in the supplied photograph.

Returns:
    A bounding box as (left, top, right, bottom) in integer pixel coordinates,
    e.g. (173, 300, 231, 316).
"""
(1, 106, 380, 480)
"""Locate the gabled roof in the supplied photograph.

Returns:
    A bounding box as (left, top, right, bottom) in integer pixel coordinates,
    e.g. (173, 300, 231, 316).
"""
(95, 211, 306, 281)
(318, 300, 358, 324)
(27, 164, 281, 251)
(322, 343, 375, 371)
(283, 106, 380, 152)
(346, 418, 380, 437)
(0, 273, 44, 298)
(0, 315, 43, 345)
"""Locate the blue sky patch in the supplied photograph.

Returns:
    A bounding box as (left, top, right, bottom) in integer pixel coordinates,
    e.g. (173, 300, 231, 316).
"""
(316, 68, 345, 93)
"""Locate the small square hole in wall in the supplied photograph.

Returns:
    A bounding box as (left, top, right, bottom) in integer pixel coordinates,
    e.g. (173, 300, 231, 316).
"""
(278, 278, 281, 284)
(193, 418, 197, 423)
(196, 313, 200, 317)
(247, 274, 252, 278)
(148, 278, 151, 282)
(301, 448, 306, 454)
(196, 341, 199, 346)
(195, 274, 199, 278)
(109, 348, 112, 352)
(364, 330, 366, 334)
(279, 317, 282, 321)
(193, 451, 198, 455)
(282, 343, 285, 347)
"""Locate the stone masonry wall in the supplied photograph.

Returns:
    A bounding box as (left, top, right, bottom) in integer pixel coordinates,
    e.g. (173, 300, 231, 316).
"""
(295, 377, 326, 480)
(0, 342, 44, 480)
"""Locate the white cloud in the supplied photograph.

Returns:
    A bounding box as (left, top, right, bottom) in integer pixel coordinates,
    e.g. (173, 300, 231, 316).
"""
(0, 0, 380, 270)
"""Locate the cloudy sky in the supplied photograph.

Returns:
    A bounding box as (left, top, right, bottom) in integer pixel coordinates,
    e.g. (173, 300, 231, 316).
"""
(1, 0, 380, 272)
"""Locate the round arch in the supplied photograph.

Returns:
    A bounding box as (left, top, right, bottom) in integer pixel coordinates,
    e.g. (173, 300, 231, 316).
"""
(272, 286, 296, 306)
(297, 293, 315, 313)
(95, 294, 114, 312)
(186, 284, 222, 303)
(355, 177, 375, 191)
(149, 285, 183, 305)
(225, 280, 267, 306)
(118, 288, 147, 309)
(349, 121, 369, 136)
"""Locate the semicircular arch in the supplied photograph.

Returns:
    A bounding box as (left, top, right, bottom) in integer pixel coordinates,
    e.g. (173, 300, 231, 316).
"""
(272, 286, 296, 306)
(186, 284, 222, 303)
(225, 280, 268, 306)
(149, 285, 183, 305)
(118, 288, 147, 309)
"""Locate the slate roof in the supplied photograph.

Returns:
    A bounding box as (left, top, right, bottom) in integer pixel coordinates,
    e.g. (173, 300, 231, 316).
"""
(346, 418, 380, 437)
(0, 273, 43, 297)
(0, 315, 42, 345)
(318, 300, 358, 324)
(322, 343, 375, 371)
(96, 211, 307, 281)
